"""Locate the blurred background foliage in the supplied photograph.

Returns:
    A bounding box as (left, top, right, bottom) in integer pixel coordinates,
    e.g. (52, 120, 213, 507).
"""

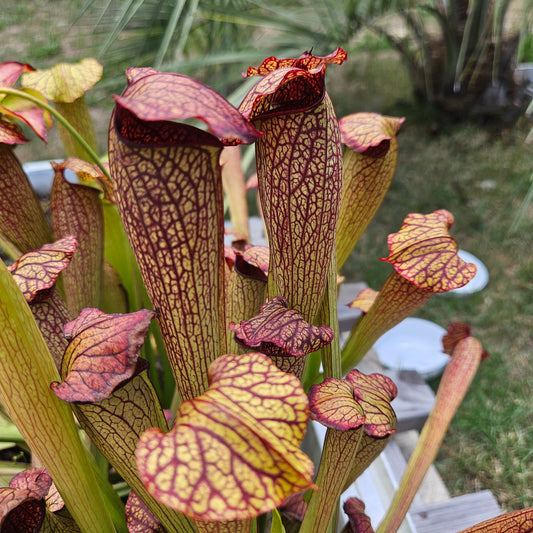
(77, 0, 533, 120)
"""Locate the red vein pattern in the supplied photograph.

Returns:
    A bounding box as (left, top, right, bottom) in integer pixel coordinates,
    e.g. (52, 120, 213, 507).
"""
(225, 246, 269, 355)
(113, 69, 261, 146)
(136, 353, 315, 522)
(245, 48, 347, 77)
(109, 70, 259, 400)
(8, 235, 76, 303)
(239, 50, 345, 326)
(74, 367, 194, 532)
(51, 165, 104, 314)
(125, 491, 164, 533)
(253, 96, 342, 322)
(382, 209, 477, 292)
(342, 210, 477, 370)
(0, 145, 52, 253)
(55, 157, 114, 202)
(303, 370, 396, 532)
(456, 508, 533, 533)
(342, 271, 436, 370)
(109, 114, 225, 400)
(229, 296, 334, 374)
(0, 468, 51, 532)
(309, 370, 397, 437)
(51, 308, 155, 402)
(8, 237, 75, 372)
(194, 518, 252, 533)
(336, 113, 404, 268)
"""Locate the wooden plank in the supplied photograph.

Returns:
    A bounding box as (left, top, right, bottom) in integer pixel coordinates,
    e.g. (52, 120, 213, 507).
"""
(410, 491, 502, 533)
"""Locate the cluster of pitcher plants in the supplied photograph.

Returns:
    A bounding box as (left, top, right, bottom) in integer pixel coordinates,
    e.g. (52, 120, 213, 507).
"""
(0, 50, 531, 533)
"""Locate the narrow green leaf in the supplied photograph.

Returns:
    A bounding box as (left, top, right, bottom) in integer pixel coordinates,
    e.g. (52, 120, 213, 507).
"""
(0, 261, 115, 533)
(271, 508, 286, 533)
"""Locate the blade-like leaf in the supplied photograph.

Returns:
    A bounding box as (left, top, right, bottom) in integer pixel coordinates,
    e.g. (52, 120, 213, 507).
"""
(0, 261, 115, 533)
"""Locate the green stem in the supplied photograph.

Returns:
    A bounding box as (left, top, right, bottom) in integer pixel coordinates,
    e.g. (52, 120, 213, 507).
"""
(0, 87, 109, 179)
(321, 252, 342, 380)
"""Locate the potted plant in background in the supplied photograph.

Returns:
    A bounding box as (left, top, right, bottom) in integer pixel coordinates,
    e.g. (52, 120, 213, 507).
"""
(0, 51, 531, 532)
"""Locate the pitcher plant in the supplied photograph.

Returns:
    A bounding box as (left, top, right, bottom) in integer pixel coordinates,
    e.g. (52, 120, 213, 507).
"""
(0, 53, 530, 533)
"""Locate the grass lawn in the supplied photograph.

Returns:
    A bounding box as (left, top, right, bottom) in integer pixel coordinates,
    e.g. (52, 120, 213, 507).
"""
(3, 0, 533, 516)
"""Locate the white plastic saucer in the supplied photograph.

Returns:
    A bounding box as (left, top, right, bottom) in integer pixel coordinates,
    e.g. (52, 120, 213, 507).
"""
(447, 249, 489, 295)
(374, 317, 449, 379)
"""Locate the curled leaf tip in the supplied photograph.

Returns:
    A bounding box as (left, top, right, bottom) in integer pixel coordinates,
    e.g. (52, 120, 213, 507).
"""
(443, 322, 489, 360)
(240, 48, 346, 120)
(21, 58, 103, 102)
(245, 48, 347, 77)
(136, 352, 314, 522)
(229, 296, 334, 358)
(9, 236, 78, 303)
(381, 209, 477, 292)
(52, 158, 114, 202)
(233, 246, 270, 281)
(309, 370, 397, 437)
(343, 497, 375, 533)
(113, 69, 261, 146)
(0, 61, 51, 142)
(339, 112, 405, 157)
(51, 308, 156, 402)
(442, 322, 472, 354)
(0, 62, 35, 86)
(348, 287, 378, 313)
